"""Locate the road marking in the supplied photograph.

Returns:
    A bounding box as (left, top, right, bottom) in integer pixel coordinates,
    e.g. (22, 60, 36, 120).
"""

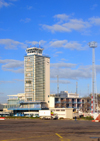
(55, 133, 63, 138)
(55, 133, 71, 141)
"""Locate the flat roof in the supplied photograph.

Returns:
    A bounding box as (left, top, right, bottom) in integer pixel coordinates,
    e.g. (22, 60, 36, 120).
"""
(8, 108, 41, 111)
(26, 47, 43, 50)
(20, 101, 47, 104)
(24, 54, 50, 58)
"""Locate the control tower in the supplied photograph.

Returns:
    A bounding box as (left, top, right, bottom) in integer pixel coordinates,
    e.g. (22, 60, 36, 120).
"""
(24, 46, 50, 104)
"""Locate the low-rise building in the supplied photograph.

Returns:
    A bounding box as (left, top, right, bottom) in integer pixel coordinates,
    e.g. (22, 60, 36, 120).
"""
(7, 93, 25, 109)
(50, 108, 73, 119)
(9, 101, 48, 116)
(7, 93, 48, 116)
(49, 91, 82, 111)
(82, 97, 91, 112)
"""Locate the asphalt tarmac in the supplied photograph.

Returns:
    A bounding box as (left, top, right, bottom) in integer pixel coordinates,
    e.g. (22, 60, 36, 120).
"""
(0, 118, 100, 141)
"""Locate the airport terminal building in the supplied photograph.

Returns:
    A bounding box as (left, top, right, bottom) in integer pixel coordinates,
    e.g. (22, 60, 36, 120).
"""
(1, 46, 91, 117)
(2, 46, 50, 116)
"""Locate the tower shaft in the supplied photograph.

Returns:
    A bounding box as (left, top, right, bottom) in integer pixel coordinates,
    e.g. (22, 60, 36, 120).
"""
(92, 48, 95, 113)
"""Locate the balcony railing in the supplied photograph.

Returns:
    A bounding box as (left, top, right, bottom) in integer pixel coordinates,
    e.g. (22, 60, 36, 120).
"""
(68, 102, 72, 103)
(77, 102, 82, 104)
(55, 101, 60, 103)
(61, 101, 66, 103)
(72, 102, 77, 104)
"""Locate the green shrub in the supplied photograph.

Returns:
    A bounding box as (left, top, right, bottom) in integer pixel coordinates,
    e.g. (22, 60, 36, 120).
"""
(80, 116, 94, 120)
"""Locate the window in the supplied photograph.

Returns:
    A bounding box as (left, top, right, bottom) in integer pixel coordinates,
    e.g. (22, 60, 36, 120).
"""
(26, 68, 33, 71)
(25, 89, 32, 92)
(26, 81, 31, 84)
(87, 100, 90, 102)
(39, 50, 42, 53)
(56, 109, 60, 111)
(27, 98, 32, 101)
(51, 110, 55, 111)
(26, 73, 31, 76)
(48, 101, 49, 103)
(61, 109, 65, 111)
(27, 58, 30, 61)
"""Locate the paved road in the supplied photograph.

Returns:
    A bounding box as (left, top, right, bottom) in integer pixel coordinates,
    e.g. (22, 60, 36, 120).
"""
(0, 119, 100, 141)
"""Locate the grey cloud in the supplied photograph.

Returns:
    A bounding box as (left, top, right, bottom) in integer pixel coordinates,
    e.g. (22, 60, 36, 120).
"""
(53, 14, 69, 24)
(41, 14, 92, 33)
(0, 59, 24, 73)
(0, 39, 27, 49)
(0, 92, 4, 94)
(51, 79, 71, 84)
(0, 79, 24, 84)
(41, 14, 100, 33)
(89, 17, 100, 25)
(42, 24, 71, 33)
(56, 51, 63, 54)
(53, 14, 69, 21)
(63, 41, 88, 50)
(25, 39, 88, 51)
(0, 80, 15, 84)
(50, 40, 67, 47)
(50, 62, 77, 68)
(50, 64, 100, 80)
(50, 67, 92, 80)
(63, 19, 91, 31)
(26, 40, 38, 45)
(49, 40, 88, 50)
(0, 0, 10, 8)
(13, 79, 24, 82)
(39, 40, 46, 46)
(95, 65, 100, 73)
(61, 58, 68, 61)
(26, 40, 46, 46)
(2, 68, 24, 73)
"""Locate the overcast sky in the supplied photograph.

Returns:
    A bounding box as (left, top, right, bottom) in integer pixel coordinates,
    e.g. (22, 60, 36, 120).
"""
(0, 0, 100, 103)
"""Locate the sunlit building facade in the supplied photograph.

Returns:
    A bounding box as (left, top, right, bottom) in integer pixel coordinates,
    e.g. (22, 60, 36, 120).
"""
(24, 47, 50, 104)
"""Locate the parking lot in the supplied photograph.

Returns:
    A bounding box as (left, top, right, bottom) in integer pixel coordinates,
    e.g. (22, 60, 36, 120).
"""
(0, 118, 100, 141)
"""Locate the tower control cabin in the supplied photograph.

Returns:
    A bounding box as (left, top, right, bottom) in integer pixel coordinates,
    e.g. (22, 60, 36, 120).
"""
(24, 46, 50, 105)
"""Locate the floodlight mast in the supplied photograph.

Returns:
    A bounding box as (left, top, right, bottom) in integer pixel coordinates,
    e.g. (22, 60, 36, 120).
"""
(88, 41, 97, 114)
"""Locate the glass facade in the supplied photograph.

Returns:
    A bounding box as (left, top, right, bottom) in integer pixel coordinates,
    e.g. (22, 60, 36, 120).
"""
(7, 99, 20, 109)
(35, 55, 45, 101)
